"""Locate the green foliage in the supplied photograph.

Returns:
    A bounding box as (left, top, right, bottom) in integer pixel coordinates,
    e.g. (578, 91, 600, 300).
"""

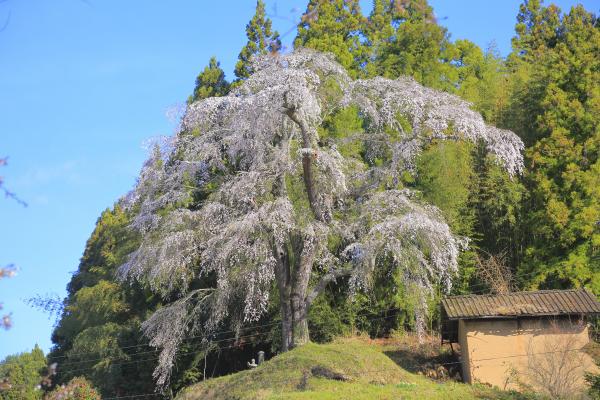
(45, 377, 101, 400)
(415, 140, 475, 229)
(320, 105, 364, 141)
(285, 171, 312, 221)
(307, 294, 348, 343)
(586, 364, 600, 399)
(234, 0, 281, 82)
(69, 281, 129, 329)
(317, 76, 345, 114)
(366, 0, 457, 91)
(318, 105, 366, 161)
(366, 266, 422, 335)
(470, 145, 525, 274)
(411, 140, 478, 293)
(409, 139, 524, 294)
(504, 2, 600, 292)
(294, 0, 367, 77)
(189, 57, 230, 104)
(0, 346, 46, 400)
(50, 207, 160, 398)
(66, 207, 138, 295)
(453, 41, 509, 124)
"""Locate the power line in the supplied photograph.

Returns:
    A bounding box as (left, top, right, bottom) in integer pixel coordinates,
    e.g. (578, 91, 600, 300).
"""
(55, 329, 274, 369)
(47, 304, 411, 363)
(46, 318, 281, 361)
(80, 346, 591, 400)
(45, 266, 593, 367)
(52, 306, 593, 376)
(54, 310, 417, 375)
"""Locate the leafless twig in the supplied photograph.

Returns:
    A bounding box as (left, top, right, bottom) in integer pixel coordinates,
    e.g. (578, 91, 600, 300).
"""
(475, 251, 515, 294)
(522, 320, 590, 399)
(0, 157, 27, 207)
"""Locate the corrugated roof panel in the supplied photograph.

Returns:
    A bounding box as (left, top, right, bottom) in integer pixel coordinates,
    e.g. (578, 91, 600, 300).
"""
(498, 294, 511, 314)
(557, 291, 572, 312)
(579, 290, 596, 311)
(560, 291, 575, 311)
(481, 296, 493, 316)
(442, 289, 600, 320)
(531, 296, 550, 313)
(471, 296, 485, 316)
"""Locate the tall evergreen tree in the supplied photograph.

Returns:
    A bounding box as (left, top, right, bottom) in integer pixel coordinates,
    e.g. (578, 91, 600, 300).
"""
(0, 346, 46, 400)
(453, 40, 509, 124)
(188, 56, 230, 104)
(505, 0, 562, 147)
(506, 3, 600, 292)
(234, 0, 281, 82)
(364, 0, 394, 77)
(49, 207, 160, 398)
(366, 0, 457, 91)
(294, 0, 367, 77)
(511, 0, 561, 63)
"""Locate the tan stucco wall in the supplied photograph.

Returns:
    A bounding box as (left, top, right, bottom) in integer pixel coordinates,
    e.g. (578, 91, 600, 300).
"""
(459, 318, 597, 392)
(458, 319, 472, 383)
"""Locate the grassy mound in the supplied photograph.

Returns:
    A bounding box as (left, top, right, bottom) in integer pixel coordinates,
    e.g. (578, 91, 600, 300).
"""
(176, 338, 535, 400)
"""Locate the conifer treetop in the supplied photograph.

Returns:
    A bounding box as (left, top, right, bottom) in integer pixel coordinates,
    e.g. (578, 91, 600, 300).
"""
(234, 0, 281, 81)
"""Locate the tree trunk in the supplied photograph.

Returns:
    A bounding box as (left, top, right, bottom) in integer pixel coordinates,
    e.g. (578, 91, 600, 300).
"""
(272, 234, 293, 351)
(274, 233, 316, 351)
(277, 273, 309, 351)
(280, 301, 293, 352)
(280, 95, 322, 351)
(278, 292, 308, 351)
(291, 302, 309, 347)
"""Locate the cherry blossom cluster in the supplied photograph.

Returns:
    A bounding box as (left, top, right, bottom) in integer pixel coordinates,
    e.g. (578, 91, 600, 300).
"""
(119, 49, 523, 385)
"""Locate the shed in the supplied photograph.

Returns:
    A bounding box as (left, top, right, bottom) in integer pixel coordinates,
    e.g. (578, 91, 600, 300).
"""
(441, 289, 600, 391)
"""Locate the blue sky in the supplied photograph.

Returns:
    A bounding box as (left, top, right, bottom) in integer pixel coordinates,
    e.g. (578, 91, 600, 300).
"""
(1, 0, 598, 360)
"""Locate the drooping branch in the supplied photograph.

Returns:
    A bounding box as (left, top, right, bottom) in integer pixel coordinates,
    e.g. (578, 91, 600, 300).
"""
(118, 49, 524, 387)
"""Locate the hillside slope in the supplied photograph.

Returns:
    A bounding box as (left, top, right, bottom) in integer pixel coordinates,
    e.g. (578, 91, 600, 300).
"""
(176, 338, 534, 400)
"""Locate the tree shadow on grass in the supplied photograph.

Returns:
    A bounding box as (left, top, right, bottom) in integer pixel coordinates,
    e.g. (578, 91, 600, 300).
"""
(379, 336, 461, 380)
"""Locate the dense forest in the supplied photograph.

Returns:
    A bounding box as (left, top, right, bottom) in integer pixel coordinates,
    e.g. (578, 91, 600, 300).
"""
(2, 0, 599, 398)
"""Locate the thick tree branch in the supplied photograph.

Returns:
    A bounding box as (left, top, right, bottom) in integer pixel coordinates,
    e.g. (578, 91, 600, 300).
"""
(305, 266, 353, 308)
(284, 104, 322, 222)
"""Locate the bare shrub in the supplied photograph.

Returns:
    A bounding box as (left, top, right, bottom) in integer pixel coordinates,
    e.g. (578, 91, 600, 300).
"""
(521, 320, 591, 399)
(475, 251, 515, 294)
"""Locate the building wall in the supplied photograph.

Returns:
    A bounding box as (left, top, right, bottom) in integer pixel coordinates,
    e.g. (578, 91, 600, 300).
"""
(458, 317, 597, 392)
(458, 319, 471, 383)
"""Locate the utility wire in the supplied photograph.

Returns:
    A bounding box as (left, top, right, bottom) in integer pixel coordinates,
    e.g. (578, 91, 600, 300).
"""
(46, 304, 412, 362)
(54, 310, 424, 375)
(47, 270, 590, 365)
(78, 346, 591, 400)
(46, 268, 591, 366)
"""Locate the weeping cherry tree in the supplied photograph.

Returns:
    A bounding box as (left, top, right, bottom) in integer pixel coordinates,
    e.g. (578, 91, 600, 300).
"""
(118, 50, 524, 386)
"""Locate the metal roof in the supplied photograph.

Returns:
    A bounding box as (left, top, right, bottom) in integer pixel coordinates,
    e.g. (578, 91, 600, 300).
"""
(442, 289, 600, 320)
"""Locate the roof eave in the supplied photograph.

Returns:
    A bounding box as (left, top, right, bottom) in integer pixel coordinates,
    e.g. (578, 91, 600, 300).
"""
(445, 311, 600, 321)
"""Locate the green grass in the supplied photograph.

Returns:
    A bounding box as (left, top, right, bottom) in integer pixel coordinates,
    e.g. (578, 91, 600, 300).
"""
(176, 338, 537, 400)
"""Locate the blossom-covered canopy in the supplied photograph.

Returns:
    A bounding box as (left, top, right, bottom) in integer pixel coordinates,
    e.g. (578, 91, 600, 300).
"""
(119, 50, 524, 385)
